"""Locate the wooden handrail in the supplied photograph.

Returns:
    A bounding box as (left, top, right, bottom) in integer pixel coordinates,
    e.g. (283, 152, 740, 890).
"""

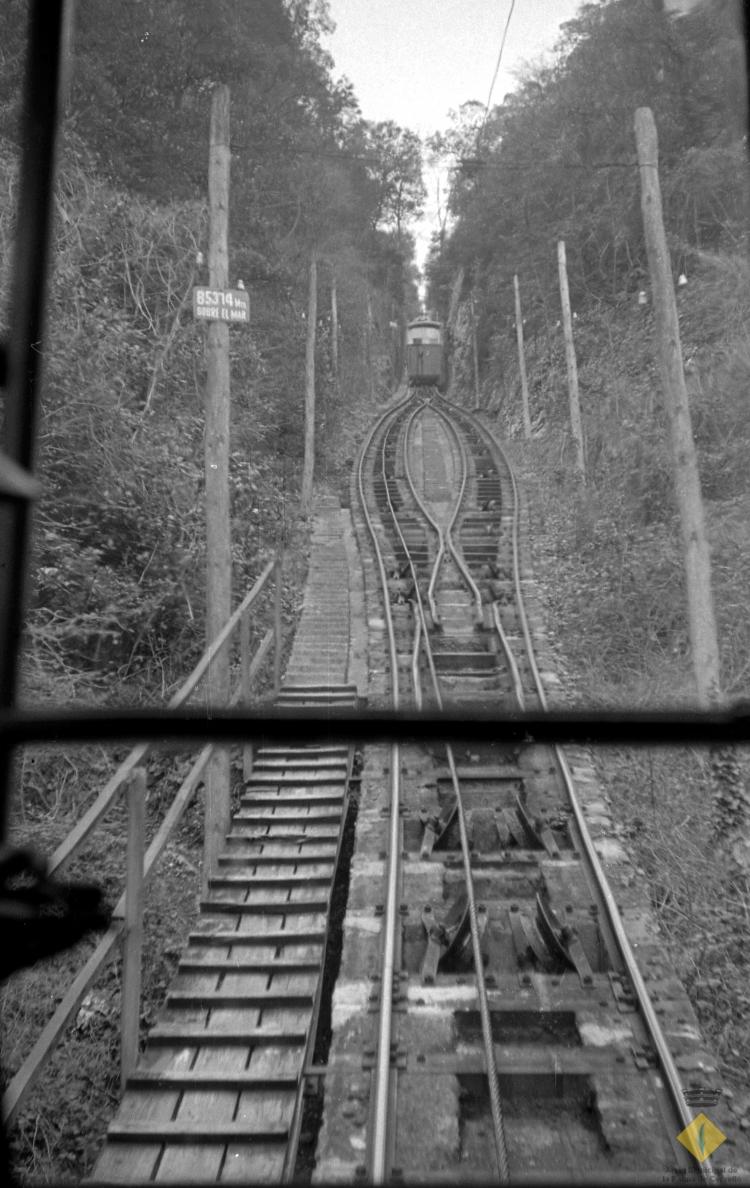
(171, 559, 274, 707)
(3, 601, 280, 1127)
(48, 560, 276, 876)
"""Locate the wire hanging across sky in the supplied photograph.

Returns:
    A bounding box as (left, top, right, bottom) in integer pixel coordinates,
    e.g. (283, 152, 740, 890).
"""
(479, 0, 518, 139)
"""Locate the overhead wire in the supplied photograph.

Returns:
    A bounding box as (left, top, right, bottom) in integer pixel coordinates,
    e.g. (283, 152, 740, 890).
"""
(478, 0, 518, 142)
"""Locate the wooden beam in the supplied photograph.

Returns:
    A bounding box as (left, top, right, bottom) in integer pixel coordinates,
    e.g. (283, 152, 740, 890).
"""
(204, 83, 232, 883)
(634, 106, 719, 705)
(513, 274, 532, 438)
(557, 240, 586, 482)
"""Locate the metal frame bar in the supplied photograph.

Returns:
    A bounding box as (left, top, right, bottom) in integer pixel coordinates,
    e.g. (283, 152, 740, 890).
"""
(1, 705, 749, 748)
(0, 0, 67, 838)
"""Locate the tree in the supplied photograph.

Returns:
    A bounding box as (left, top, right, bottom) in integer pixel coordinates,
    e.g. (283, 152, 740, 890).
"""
(362, 120, 426, 239)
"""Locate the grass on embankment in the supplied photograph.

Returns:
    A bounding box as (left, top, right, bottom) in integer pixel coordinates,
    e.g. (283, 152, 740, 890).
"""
(490, 250, 750, 1142)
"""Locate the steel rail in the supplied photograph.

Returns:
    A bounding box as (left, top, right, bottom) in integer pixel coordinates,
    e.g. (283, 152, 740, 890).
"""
(410, 602, 423, 708)
(370, 397, 510, 1179)
(491, 600, 526, 711)
(405, 399, 483, 626)
(355, 394, 409, 1184)
(391, 405, 443, 708)
(445, 397, 715, 1183)
(401, 401, 446, 627)
(428, 402, 485, 625)
(401, 401, 511, 1181)
(430, 401, 526, 706)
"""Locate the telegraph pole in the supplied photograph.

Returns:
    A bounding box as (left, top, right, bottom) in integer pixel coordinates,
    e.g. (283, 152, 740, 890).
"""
(301, 253, 317, 514)
(633, 106, 749, 851)
(469, 293, 480, 407)
(330, 269, 339, 385)
(513, 274, 532, 438)
(634, 107, 719, 705)
(557, 240, 586, 482)
(203, 84, 232, 884)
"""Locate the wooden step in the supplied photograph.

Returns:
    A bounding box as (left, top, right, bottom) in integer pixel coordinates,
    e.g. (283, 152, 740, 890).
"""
(106, 1121, 289, 1144)
(200, 898, 329, 915)
(208, 872, 332, 888)
(149, 1024, 307, 1045)
(178, 957, 320, 974)
(252, 754, 347, 767)
(217, 848, 336, 865)
(234, 807, 342, 823)
(127, 1069, 299, 1089)
(256, 745, 349, 758)
(226, 825, 340, 841)
(240, 788, 344, 803)
(165, 990, 313, 1009)
(188, 929, 325, 946)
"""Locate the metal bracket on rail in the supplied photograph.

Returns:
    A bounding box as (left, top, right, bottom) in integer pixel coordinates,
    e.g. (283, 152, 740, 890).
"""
(514, 794, 561, 858)
(509, 903, 551, 967)
(419, 802, 456, 858)
(609, 971, 638, 1013)
(510, 891, 593, 985)
(496, 795, 560, 858)
(387, 577, 413, 604)
(420, 895, 487, 983)
(631, 1043, 659, 1070)
(535, 891, 593, 984)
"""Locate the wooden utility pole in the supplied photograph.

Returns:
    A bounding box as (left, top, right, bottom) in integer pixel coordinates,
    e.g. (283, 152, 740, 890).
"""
(513, 274, 532, 438)
(203, 84, 232, 884)
(330, 269, 339, 385)
(469, 294, 480, 407)
(557, 241, 586, 482)
(301, 254, 317, 514)
(446, 268, 465, 399)
(634, 107, 720, 706)
(365, 288, 375, 400)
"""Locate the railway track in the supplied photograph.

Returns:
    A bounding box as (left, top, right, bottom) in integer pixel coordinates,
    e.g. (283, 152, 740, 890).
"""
(314, 390, 722, 1183)
(89, 391, 728, 1184)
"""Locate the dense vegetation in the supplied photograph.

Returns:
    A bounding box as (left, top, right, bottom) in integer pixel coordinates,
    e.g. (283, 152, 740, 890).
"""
(0, 0, 424, 704)
(428, 0, 748, 701)
(427, 0, 750, 1135)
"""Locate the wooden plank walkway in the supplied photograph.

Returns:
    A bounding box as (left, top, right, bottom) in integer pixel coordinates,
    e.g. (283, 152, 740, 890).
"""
(89, 497, 358, 1185)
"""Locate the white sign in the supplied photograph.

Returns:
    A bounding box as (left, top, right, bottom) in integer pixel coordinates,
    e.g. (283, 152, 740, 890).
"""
(192, 287, 250, 323)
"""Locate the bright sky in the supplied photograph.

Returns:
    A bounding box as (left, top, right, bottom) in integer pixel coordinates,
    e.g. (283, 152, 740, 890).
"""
(323, 0, 585, 275)
(324, 0, 584, 134)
